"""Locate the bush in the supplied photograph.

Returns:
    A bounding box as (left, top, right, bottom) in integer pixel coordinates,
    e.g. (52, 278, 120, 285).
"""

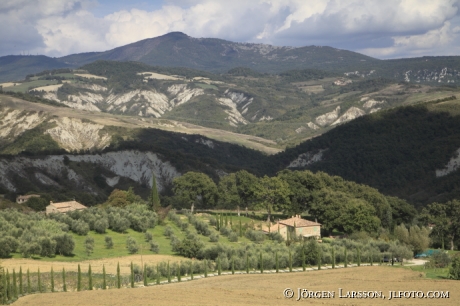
(126, 236, 139, 254)
(245, 229, 265, 243)
(85, 236, 94, 256)
(164, 226, 174, 237)
(150, 241, 160, 253)
(71, 220, 90, 236)
(105, 236, 114, 249)
(94, 218, 109, 234)
(449, 256, 460, 280)
(0, 236, 18, 258)
(228, 232, 238, 242)
(209, 233, 220, 242)
(176, 237, 204, 258)
(427, 251, 451, 269)
(39, 237, 57, 257)
(219, 227, 231, 236)
(145, 232, 153, 242)
(267, 232, 284, 243)
(53, 234, 75, 256)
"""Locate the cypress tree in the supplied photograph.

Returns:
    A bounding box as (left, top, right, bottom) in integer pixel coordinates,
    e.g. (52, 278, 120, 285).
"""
(370, 252, 373, 266)
(217, 258, 221, 276)
(12, 269, 17, 299)
(6, 270, 10, 301)
(344, 248, 348, 268)
(2, 270, 7, 304)
(332, 247, 335, 269)
(357, 248, 361, 267)
(225, 214, 228, 227)
(26, 269, 30, 294)
(167, 261, 171, 283)
(130, 262, 134, 288)
(289, 250, 293, 272)
(37, 268, 41, 293)
(302, 245, 306, 271)
(77, 264, 81, 291)
(204, 260, 208, 278)
(102, 265, 107, 290)
(317, 251, 322, 270)
(150, 174, 161, 211)
(276, 252, 279, 273)
(177, 262, 181, 282)
(230, 215, 233, 228)
(50, 267, 54, 293)
(231, 257, 235, 275)
(246, 254, 249, 274)
(117, 262, 121, 289)
(19, 267, 23, 296)
(62, 268, 67, 292)
(216, 215, 220, 231)
(143, 264, 147, 287)
(88, 264, 93, 290)
(259, 252, 263, 273)
(391, 252, 394, 266)
(190, 262, 194, 280)
(156, 264, 160, 285)
(239, 219, 242, 237)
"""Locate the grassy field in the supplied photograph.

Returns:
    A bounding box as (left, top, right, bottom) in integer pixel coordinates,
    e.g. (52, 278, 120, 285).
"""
(3, 80, 59, 93)
(12, 266, 460, 306)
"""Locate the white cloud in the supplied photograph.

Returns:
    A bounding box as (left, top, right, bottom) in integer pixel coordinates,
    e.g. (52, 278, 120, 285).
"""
(0, 0, 459, 59)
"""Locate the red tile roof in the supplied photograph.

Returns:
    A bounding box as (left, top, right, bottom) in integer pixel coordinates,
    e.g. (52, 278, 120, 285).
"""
(279, 215, 321, 227)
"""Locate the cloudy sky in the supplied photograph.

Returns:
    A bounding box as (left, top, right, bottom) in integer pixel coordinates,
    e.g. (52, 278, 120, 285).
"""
(1, 0, 460, 59)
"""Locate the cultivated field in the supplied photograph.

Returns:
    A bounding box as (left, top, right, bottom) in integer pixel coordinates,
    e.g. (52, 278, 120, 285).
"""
(12, 266, 459, 306)
(1, 254, 182, 275)
(74, 73, 107, 80)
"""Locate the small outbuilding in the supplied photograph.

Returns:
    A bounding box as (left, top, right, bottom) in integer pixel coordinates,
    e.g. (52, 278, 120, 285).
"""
(263, 215, 321, 240)
(46, 200, 87, 215)
(16, 194, 40, 204)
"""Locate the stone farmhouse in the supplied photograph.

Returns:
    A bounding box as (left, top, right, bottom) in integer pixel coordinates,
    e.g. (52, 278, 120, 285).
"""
(263, 215, 321, 240)
(16, 194, 40, 204)
(45, 200, 87, 215)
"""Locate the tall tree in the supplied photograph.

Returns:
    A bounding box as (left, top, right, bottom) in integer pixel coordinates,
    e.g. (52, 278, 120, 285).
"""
(254, 175, 291, 222)
(173, 172, 218, 213)
(277, 170, 321, 216)
(217, 173, 240, 209)
(235, 170, 259, 209)
(421, 200, 460, 250)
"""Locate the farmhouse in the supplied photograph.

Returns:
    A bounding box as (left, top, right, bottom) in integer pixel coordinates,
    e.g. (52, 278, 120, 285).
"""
(46, 200, 87, 215)
(16, 194, 40, 204)
(263, 215, 321, 240)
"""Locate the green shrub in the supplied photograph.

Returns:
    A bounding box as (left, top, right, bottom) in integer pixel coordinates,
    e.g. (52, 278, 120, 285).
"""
(126, 236, 139, 254)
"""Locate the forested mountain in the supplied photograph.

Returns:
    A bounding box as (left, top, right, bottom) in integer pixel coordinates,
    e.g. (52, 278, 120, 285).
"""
(267, 101, 460, 206)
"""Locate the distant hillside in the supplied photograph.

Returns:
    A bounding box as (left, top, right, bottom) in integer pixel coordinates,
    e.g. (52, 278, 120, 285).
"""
(3, 60, 459, 147)
(0, 55, 70, 82)
(267, 100, 460, 206)
(0, 97, 267, 204)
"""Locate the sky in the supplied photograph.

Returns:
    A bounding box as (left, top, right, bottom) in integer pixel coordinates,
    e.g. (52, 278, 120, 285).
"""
(1, 0, 460, 59)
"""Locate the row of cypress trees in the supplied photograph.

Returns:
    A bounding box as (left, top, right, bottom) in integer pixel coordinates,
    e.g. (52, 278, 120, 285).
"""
(1, 248, 382, 304)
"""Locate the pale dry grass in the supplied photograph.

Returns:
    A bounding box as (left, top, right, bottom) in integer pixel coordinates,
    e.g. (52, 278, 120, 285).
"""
(12, 266, 460, 306)
(1, 255, 182, 275)
(138, 72, 183, 81)
(30, 84, 63, 92)
(0, 82, 20, 88)
(74, 74, 107, 80)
